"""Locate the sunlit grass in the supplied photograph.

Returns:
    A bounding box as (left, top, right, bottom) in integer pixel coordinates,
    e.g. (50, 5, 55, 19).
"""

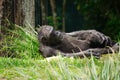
(0, 54, 120, 80)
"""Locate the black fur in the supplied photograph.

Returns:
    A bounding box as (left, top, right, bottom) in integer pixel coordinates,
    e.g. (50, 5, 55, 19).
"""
(38, 25, 119, 58)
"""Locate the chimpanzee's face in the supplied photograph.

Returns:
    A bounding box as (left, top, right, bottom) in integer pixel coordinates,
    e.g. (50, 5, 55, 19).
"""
(38, 25, 61, 46)
(38, 25, 53, 40)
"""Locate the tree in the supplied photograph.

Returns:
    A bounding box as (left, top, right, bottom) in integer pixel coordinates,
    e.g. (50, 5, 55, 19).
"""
(0, 0, 3, 34)
(40, 0, 48, 25)
(13, 1, 23, 26)
(1, 0, 35, 27)
(50, 0, 57, 29)
(1, 0, 14, 28)
(62, 0, 66, 31)
(15, 0, 35, 27)
(0, 0, 3, 40)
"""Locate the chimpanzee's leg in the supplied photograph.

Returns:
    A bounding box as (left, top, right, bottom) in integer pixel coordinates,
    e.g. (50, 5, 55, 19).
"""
(62, 43, 119, 58)
(40, 42, 119, 58)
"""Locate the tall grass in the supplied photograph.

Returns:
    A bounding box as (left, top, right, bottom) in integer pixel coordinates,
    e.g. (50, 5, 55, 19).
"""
(0, 25, 42, 59)
(0, 54, 120, 80)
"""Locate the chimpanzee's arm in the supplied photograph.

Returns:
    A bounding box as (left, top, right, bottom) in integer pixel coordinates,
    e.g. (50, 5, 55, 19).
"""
(39, 43, 101, 58)
(39, 43, 63, 57)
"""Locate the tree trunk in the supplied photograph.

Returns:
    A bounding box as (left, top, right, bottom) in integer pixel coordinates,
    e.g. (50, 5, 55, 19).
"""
(14, 0, 35, 27)
(50, 0, 57, 29)
(13, 0, 24, 26)
(0, 0, 3, 34)
(21, 0, 35, 27)
(62, 0, 66, 31)
(40, 0, 48, 25)
(1, 0, 14, 28)
(35, 0, 41, 26)
(1, 0, 35, 27)
(0, 0, 3, 40)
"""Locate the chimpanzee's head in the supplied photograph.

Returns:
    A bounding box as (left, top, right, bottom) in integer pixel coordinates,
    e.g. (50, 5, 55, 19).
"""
(38, 25, 62, 46)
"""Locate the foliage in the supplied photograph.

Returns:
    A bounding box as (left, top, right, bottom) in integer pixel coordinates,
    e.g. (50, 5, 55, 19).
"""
(47, 16, 62, 29)
(74, 0, 120, 38)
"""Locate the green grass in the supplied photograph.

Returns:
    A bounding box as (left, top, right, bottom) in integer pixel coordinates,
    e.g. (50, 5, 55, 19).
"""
(0, 25, 42, 59)
(0, 54, 120, 80)
(0, 25, 120, 80)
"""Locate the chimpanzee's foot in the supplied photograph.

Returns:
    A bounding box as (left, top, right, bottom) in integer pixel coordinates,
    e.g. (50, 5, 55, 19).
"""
(60, 49, 101, 59)
(111, 42, 119, 53)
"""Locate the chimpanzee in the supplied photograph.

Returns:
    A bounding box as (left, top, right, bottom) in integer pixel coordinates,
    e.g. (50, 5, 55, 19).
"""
(38, 25, 119, 58)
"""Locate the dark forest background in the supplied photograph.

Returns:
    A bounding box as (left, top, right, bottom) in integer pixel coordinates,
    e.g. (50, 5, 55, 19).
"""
(0, 0, 120, 39)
